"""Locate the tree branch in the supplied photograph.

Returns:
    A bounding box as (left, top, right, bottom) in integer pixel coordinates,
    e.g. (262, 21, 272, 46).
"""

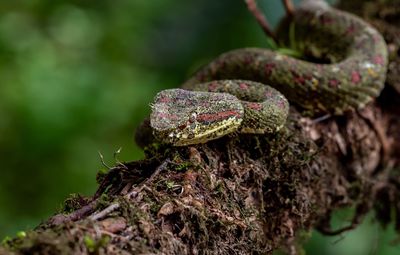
(245, 0, 277, 42)
(282, 0, 295, 17)
(2, 1, 400, 254)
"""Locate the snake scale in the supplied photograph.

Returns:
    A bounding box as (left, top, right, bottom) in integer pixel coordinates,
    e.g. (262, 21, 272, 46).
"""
(146, 0, 388, 146)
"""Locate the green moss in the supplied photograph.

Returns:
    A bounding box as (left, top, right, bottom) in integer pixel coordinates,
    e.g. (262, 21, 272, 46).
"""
(83, 235, 96, 252)
(95, 193, 113, 210)
(15, 231, 26, 239)
(1, 236, 12, 248)
(96, 168, 110, 184)
(62, 193, 89, 213)
(165, 180, 175, 189)
(174, 162, 192, 172)
(83, 235, 110, 253)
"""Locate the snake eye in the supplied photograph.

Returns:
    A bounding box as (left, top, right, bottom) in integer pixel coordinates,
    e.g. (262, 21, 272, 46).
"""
(189, 112, 197, 123)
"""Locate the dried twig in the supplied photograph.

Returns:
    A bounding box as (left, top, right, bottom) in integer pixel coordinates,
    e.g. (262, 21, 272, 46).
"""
(282, 0, 294, 17)
(48, 159, 171, 226)
(90, 203, 120, 221)
(244, 0, 277, 42)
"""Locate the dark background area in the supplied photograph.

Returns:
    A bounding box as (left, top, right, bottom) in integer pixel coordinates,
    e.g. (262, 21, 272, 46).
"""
(0, 0, 399, 254)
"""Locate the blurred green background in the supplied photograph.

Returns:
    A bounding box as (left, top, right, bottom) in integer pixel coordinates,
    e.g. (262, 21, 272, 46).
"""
(0, 0, 399, 254)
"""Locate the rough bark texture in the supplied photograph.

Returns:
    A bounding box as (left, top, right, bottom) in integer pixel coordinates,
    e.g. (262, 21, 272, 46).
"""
(2, 1, 400, 254)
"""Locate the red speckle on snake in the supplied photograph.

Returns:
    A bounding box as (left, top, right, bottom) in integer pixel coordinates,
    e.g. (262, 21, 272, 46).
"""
(147, 0, 388, 146)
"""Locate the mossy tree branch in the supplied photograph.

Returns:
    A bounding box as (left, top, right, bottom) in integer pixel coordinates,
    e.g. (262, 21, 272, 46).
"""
(2, 1, 400, 254)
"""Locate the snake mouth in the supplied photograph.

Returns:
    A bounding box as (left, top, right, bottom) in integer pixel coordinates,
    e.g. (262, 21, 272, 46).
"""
(166, 115, 243, 146)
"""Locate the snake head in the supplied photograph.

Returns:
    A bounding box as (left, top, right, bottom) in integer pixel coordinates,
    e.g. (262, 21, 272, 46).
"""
(150, 89, 244, 146)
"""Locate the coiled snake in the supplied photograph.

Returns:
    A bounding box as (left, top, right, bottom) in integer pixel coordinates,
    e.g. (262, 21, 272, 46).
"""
(144, 0, 388, 146)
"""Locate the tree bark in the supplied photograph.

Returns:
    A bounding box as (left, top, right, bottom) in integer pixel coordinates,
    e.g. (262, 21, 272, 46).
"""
(2, 1, 400, 254)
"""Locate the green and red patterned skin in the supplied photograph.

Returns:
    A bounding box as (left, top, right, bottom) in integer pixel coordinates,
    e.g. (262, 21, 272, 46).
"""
(149, 0, 388, 146)
(151, 81, 289, 146)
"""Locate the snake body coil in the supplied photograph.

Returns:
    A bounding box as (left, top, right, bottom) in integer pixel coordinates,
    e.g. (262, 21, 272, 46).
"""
(148, 0, 388, 146)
